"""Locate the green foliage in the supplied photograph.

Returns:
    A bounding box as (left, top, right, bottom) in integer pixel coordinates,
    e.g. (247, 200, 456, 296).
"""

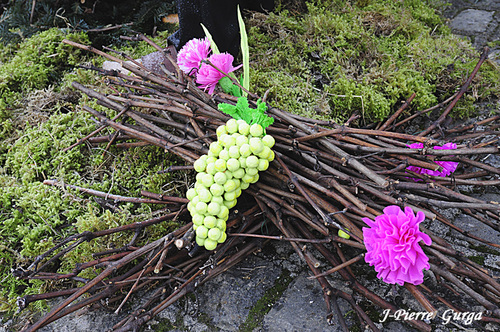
(248, 0, 500, 122)
(218, 97, 274, 128)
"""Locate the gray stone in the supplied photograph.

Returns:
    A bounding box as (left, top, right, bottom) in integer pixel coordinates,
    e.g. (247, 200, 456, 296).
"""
(195, 255, 282, 331)
(449, 9, 495, 34)
(262, 273, 346, 332)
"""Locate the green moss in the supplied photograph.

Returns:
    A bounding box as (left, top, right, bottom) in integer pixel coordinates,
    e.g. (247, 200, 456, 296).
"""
(469, 244, 500, 256)
(238, 270, 293, 332)
(467, 255, 485, 266)
(248, 0, 500, 123)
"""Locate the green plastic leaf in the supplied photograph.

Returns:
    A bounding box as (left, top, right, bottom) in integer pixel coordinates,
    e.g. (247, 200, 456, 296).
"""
(218, 97, 274, 129)
(219, 76, 233, 94)
(237, 5, 250, 97)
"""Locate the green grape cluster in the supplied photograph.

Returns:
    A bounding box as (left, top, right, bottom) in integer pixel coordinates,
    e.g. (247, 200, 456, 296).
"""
(186, 118, 275, 250)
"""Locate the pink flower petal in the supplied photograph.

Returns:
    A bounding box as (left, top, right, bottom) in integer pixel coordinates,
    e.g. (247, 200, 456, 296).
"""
(196, 53, 242, 94)
(406, 142, 459, 180)
(177, 38, 211, 76)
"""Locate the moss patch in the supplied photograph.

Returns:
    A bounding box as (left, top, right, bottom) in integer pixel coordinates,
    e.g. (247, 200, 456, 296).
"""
(248, 0, 500, 123)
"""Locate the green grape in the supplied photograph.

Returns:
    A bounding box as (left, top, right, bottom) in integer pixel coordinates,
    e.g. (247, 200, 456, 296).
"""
(204, 239, 218, 250)
(245, 167, 258, 176)
(186, 188, 197, 201)
(223, 135, 236, 148)
(216, 218, 226, 231)
(207, 202, 221, 216)
(209, 141, 223, 156)
(192, 213, 204, 226)
(242, 173, 254, 184)
(258, 159, 269, 171)
(224, 191, 237, 201)
(246, 155, 259, 168)
(232, 168, 245, 179)
(223, 199, 237, 209)
(249, 137, 264, 154)
(211, 195, 224, 205)
(195, 201, 208, 214)
(191, 195, 200, 207)
(226, 158, 240, 172)
(250, 173, 259, 184)
(206, 162, 216, 175)
(198, 188, 212, 203)
(201, 173, 214, 187)
(217, 205, 229, 219)
(214, 158, 227, 172)
(239, 157, 247, 168)
(239, 143, 251, 157)
(257, 146, 271, 160)
(210, 183, 224, 196)
(262, 135, 275, 148)
(195, 172, 206, 183)
(213, 172, 227, 185)
(235, 135, 248, 147)
(235, 188, 242, 198)
(195, 236, 205, 246)
(203, 215, 217, 228)
(187, 201, 195, 213)
(216, 125, 227, 137)
(240, 182, 250, 190)
(224, 170, 233, 180)
(228, 145, 240, 159)
(193, 158, 207, 172)
(206, 156, 217, 165)
(268, 150, 275, 162)
(237, 120, 250, 135)
(250, 123, 264, 137)
(217, 232, 227, 243)
(224, 179, 237, 192)
(196, 225, 209, 239)
(208, 228, 222, 241)
(219, 149, 230, 161)
(226, 118, 238, 134)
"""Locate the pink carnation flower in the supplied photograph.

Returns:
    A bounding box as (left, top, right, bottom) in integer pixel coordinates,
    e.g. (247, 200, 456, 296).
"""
(177, 38, 211, 76)
(363, 205, 432, 286)
(196, 53, 242, 94)
(406, 142, 458, 180)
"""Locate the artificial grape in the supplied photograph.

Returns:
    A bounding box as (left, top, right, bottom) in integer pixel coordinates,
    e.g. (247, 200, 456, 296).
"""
(338, 229, 351, 239)
(186, 188, 197, 201)
(228, 145, 240, 159)
(249, 137, 264, 154)
(203, 239, 218, 251)
(258, 159, 269, 171)
(203, 215, 217, 228)
(208, 228, 222, 241)
(196, 225, 209, 239)
(250, 123, 263, 137)
(213, 172, 227, 185)
(189, 117, 275, 251)
(232, 168, 245, 179)
(226, 118, 238, 134)
(195, 201, 208, 214)
(245, 155, 259, 168)
(207, 202, 221, 216)
(214, 159, 227, 172)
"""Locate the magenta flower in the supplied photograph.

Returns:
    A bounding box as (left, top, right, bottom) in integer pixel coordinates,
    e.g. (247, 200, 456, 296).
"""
(177, 38, 211, 76)
(196, 53, 242, 94)
(362, 205, 432, 286)
(406, 142, 458, 180)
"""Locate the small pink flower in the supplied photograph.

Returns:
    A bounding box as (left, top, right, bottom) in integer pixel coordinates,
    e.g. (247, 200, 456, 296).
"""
(406, 142, 458, 180)
(177, 38, 211, 76)
(363, 205, 432, 286)
(196, 53, 242, 95)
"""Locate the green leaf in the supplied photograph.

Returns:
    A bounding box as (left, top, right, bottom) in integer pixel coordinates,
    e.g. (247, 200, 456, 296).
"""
(218, 97, 274, 129)
(219, 76, 233, 94)
(237, 5, 250, 97)
(200, 23, 220, 55)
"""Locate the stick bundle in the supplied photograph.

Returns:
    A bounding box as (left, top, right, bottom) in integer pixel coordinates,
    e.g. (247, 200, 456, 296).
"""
(15, 38, 500, 331)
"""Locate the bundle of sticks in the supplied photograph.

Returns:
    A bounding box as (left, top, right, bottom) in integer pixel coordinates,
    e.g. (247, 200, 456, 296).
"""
(15, 36, 500, 331)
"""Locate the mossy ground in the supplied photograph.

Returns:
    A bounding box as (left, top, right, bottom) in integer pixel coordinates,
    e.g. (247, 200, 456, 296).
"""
(0, 0, 499, 322)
